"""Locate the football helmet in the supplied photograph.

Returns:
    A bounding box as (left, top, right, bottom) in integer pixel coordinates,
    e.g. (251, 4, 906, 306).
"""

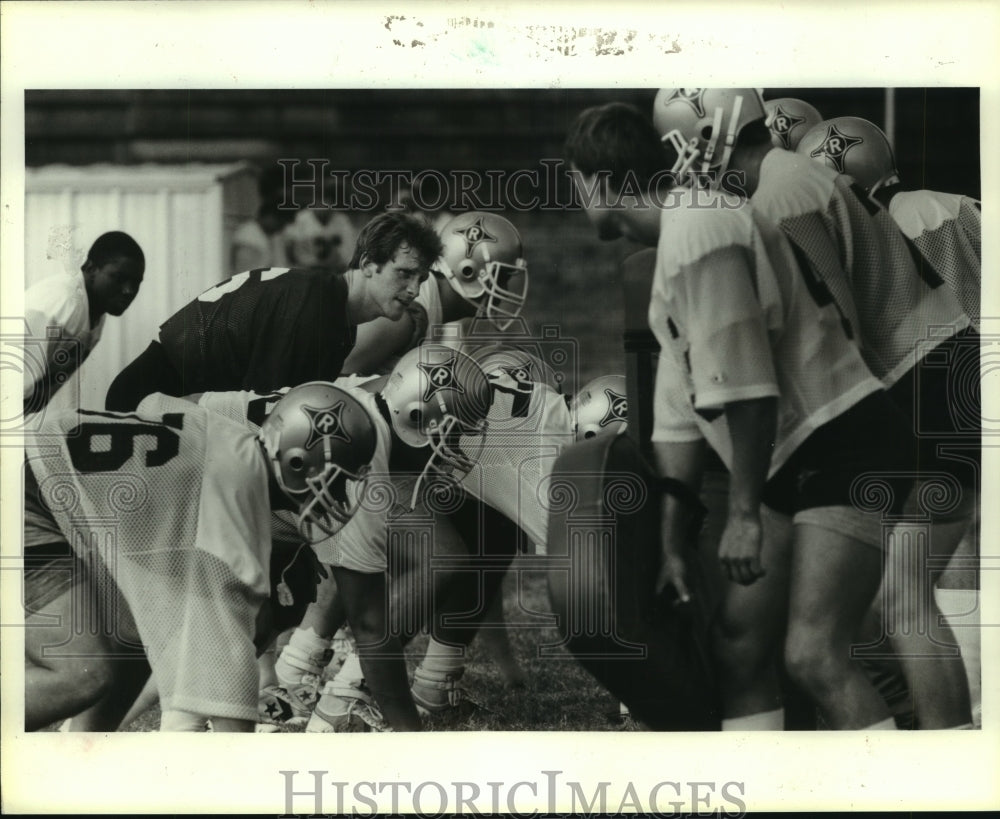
(258, 382, 377, 541)
(764, 97, 823, 151)
(571, 374, 628, 441)
(652, 88, 767, 180)
(436, 212, 528, 331)
(381, 343, 493, 507)
(796, 116, 900, 194)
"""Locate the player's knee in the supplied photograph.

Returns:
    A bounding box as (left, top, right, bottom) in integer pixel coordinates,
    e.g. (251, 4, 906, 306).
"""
(783, 631, 843, 696)
(712, 618, 770, 678)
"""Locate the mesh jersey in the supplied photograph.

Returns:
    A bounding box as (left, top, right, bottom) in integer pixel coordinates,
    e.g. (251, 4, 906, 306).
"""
(157, 267, 356, 393)
(459, 369, 574, 553)
(197, 376, 396, 574)
(648, 186, 883, 476)
(24, 394, 272, 722)
(888, 190, 981, 328)
(757, 150, 969, 386)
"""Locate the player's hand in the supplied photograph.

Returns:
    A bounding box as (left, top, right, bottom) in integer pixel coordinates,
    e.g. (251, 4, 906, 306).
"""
(718, 511, 765, 585)
(655, 547, 691, 603)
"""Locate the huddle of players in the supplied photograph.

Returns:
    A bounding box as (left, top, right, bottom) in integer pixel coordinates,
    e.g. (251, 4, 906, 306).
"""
(24, 88, 980, 734)
(23, 202, 630, 732)
(562, 88, 980, 732)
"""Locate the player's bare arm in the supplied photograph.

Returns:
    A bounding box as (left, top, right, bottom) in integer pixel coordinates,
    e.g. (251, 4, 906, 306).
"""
(718, 397, 776, 586)
(652, 438, 707, 601)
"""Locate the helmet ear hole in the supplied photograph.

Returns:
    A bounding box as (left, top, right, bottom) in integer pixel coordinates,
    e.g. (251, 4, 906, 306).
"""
(700, 125, 714, 140)
(409, 408, 423, 427)
(288, 454, 305, 471)
(459, 262, 476, 281)
(584, 430, 595, 439)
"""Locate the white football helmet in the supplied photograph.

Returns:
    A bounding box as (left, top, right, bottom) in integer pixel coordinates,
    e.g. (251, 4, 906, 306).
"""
(571, 374, 628, 441)
(258, 382, 377, 541)
(382, 343, 493, 507)
(796, 116, 900, 195)
(652, 88, 767, 181)
(436, 212, 528, 331)
(764, 97, 823, 151)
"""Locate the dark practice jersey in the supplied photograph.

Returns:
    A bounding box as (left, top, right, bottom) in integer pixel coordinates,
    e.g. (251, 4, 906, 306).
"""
(157, 267, 356, 393)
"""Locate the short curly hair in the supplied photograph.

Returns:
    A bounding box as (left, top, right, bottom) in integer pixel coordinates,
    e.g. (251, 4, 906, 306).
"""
(349, 212, 443, 271)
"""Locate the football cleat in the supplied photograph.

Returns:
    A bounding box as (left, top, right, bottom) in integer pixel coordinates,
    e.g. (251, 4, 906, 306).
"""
(258, 674, 323, 727)
(410, 665, 468, 715)
(306, 679, 393, 733)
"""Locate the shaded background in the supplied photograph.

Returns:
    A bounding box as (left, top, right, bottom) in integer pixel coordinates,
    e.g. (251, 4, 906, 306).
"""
(24, 88, 981, 404)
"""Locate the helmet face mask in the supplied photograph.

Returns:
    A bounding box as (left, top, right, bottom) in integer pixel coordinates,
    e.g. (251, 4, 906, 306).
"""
(258, 382, 378, 542)
(382, 344, 492, 508)
(437, 212, 529, 330)
(653, 88, 766, 185)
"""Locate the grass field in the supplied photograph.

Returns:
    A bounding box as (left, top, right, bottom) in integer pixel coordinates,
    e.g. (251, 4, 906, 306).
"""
(112, 560, 627, 733)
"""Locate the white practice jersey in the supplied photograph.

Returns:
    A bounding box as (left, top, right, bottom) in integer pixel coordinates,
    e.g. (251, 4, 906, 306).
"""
(26, 394, 272, 722)
(649, 185, 884, 476)
(888, 189, 980, 328)
(756, 149, 969, 386)
(197, 375, 396, 573)
(459, 366, 575, 553)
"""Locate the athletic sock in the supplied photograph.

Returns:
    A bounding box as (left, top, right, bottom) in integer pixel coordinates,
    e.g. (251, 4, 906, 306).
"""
(332, 651, 364, 687)
(722, 708, 784, 731)
(275, 626, 334, 687)
(420, 638, 466, 675)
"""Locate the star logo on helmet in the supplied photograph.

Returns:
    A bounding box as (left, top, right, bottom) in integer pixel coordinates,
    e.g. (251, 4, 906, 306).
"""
(419, 357, 467, 402)
(454, 216, 498, 260)
(769, 105, 805, 150)
(302, 401, 352, 450)
(810, 124, 863, 173)
(663, 88, 706, 118)
(600, 389, 628, 427)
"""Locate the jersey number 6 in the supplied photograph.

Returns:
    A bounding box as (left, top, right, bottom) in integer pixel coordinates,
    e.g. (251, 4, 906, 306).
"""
(67, 411, 184, 473)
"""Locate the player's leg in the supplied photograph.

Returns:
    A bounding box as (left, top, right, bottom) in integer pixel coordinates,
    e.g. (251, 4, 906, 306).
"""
(880, 329, 979, 728)
(24, 547, 118, 730)
(104, 340, 184, 411)
(783, 517, 892, 729)
(412, 500, 521, 712)
(882, 508, 974, 728)
(261, 548, 344, 726)
(712, 504, 794, 730)
(330, 565, 421, 731)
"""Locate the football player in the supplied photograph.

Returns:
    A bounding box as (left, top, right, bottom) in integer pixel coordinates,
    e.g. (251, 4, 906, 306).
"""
(23, 383, 377, 732)
(104, 211, 443, 411)
(654, 88, 979, 730)
(796, 113, 981, 729)
(271, 216, 529, 726)
(798, 115, 980, 328)
(296, 343, 570, 731)
(24, 231, 145, 413)
(342, 211, 529, 375)
(566, 101, 915, 730)
(196, 345, 494, 731)
(763, 97, 823, 151)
